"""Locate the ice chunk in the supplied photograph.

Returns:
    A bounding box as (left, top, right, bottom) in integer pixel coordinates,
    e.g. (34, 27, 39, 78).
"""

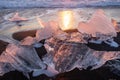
(36, 26, 54, 42)
(33, 66, 58, 77)
(9, 12, 27, 22)
(20, 36, 36, 46)
(44, 37, 120, 73)
(104, 39, 119, 47)
(77, 9, 117, 38)
(33, 43, 43, 48)
(0, 44, 46, 78)
(54, 30, 68, 40)
(20, 36, 43, 48)
(36, 20, 60, 42)
(89, 39, 102, 44)
(111, 19, 120, 32)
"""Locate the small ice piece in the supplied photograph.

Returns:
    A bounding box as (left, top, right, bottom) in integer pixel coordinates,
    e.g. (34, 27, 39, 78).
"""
(36, 26, 54, 42)
(9, 12, 27, 22)
(89, 39, 102, 44)
(44, 44, 54, 51)
(20, 36, 36, 46)
(33, 43, 43, 48)
(36, 21, 59, 42)
(54, 31, 68, 40)
(37, 17, 45, 28)
(32, 69, 44, 77)
(33, 66, 58, 77)
(111, 19, 118, 28)
(104, 39, 119, 47)
(45, 65, 59, 77)
(111, 19, 120, 32)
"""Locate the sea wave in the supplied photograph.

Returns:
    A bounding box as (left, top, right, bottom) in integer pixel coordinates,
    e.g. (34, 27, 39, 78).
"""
(0, 0, 120, 8)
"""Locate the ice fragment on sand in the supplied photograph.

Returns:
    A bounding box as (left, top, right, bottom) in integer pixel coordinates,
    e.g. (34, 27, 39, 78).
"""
(104, 39, 119, 47)
(36, 21, 60, 41)
(33, 43, 43, 48)
(0, 44, 46, 78)
(33, 66, 58, 77)
(20, 36, 36, 46)
(77, 9, 117, 38)
(44, 38, 120, 73)
(77, 9, 119, 47)
(9, 12, 27, 22)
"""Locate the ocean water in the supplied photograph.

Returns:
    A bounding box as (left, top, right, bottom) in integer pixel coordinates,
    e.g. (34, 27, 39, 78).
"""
(0, 0, 120, 8)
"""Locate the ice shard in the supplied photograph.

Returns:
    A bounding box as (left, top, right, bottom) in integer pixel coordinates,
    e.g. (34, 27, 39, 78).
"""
(44, 37, 120, 73)
(36, 20, 60, 42)
(77, 9, 117, 39)
(0, 43, 46, 78)
(77, 9, 119, 47)
(9, 12, 27, 22)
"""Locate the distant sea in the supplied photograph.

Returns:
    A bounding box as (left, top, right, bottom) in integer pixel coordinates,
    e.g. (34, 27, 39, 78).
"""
(0, 0, 120, 8)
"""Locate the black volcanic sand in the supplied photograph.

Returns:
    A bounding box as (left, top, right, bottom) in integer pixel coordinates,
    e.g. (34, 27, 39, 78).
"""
(0, 71, 28, 80)
(0, 66, 120, 80)
(55, 67, 120, 80)
(12, 30, 37, 41)
(0, 40, 9, 55)
(0, 30, 120, 80)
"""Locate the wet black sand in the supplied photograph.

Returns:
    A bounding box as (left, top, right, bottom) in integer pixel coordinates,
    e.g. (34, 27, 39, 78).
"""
(0, 40, 9, 55)
(0, 66, 120, 80)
